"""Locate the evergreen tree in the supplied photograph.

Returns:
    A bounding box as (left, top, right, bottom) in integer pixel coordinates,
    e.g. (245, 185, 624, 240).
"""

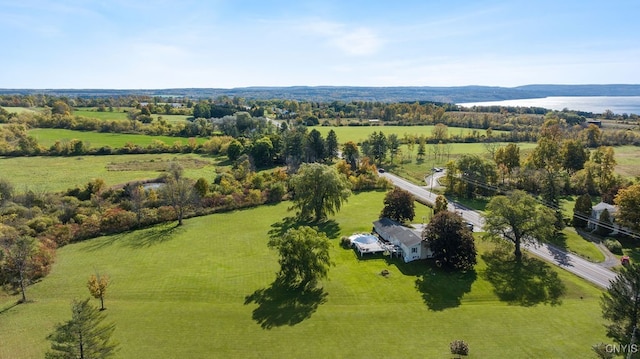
(596, 209, 613, 236)
(46, 298, 118, 359)
(572, 193, 592, 228)
(325, 129, 339, 160)
(601, 263, 640, 346)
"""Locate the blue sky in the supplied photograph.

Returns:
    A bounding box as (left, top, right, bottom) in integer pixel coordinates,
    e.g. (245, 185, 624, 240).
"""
(1, 0, 639, 88)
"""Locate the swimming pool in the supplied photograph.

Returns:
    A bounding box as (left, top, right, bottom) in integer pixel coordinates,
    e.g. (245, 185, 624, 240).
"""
(349, 233, 378, 245)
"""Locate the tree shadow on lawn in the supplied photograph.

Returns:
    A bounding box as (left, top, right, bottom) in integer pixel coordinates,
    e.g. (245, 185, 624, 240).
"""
(482, 248, 566, 306)
(391, 258, 477, 311)
(82, 224, 183, 252)
(268, 216, 341, 239)
(126, 224, 184, 249)
(244, 279, 328, 329)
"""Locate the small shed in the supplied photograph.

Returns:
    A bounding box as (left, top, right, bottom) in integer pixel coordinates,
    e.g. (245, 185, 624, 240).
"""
(373, 217, 432, 262)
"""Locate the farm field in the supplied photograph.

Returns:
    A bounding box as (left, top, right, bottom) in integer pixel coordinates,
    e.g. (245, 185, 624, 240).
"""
(313, 125, 509, 144)
(610, 145, 640, 178)
(74, 108, 190, 124)
(2, 106, 41, 114)
(29, 128, 208, 149)
(0, 153, 224, 192)
(0, 191, 607, 358)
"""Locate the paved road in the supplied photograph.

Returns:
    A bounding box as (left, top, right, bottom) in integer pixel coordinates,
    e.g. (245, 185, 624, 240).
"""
(380, 171, 617, 289)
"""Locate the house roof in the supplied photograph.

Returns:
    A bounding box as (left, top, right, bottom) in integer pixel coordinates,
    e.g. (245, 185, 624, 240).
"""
(373, 217, 423, 247)
(593, 202, 617, 213)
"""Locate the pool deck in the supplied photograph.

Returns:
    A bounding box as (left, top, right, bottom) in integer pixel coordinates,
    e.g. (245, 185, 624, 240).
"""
(349, 233, 400, 258)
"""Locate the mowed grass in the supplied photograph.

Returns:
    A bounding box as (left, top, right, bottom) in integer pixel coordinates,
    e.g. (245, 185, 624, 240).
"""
(29, 128, 208, 149)
(74, 108, 190, 124)
(313, 125, 508, 144)
(0, 191, 608, 358)
(0, 153, 224, 192)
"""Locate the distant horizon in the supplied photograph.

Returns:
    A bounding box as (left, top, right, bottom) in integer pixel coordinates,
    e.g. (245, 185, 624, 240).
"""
(2, 83, 640, 91)
(1, 1, 639, 89)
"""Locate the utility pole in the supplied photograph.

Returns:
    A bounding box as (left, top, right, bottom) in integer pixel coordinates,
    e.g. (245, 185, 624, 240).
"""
(628, 325, 637, 359)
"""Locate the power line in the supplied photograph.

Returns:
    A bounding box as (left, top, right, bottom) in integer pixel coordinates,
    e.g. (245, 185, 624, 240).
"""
(456, 174, 640, 239)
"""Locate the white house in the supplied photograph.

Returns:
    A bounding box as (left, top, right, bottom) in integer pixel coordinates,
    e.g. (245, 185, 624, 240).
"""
(588, 201, 618, 233)
(373, 218, 433, 262)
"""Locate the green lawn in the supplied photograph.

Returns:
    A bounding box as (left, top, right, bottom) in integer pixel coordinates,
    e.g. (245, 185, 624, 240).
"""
(0, 153, 224, 192)
(551, 228, 606, 263)
(313, 125, 509, 145)
(0, 191, 608, 358)
(29, 128, 207, 149)
(74, 109, 190, 124)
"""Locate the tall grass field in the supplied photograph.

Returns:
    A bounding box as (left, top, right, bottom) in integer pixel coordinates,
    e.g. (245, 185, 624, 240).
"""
(0, 154, 224, 192)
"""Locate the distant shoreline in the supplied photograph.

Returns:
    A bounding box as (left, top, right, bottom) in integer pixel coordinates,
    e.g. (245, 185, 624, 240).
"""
(2, 85, 640, 104)
(458, 96, 640, 115)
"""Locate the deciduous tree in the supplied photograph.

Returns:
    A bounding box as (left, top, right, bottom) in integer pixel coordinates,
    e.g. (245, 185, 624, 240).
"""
(87, 273, 110, 311)
(46, 298, 118, 359)
(422, 211, 476, 271)
(1, 236, 38, 303)
(494, 143, 520, 178)
(561, 139, 589, 174)
(380, 188, 415, 223)
(615, 183, 640, 231)
(341, 141, 359, 171)
(267, 226, 332, 289)
(483, 190, 556, 260)
(434, 194, 448, 215)
(290, 163, 351, 222)
(162, 175, 195, 226)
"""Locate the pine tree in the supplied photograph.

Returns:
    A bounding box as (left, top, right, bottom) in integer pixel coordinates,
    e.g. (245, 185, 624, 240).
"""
(46, 298, 118, 359)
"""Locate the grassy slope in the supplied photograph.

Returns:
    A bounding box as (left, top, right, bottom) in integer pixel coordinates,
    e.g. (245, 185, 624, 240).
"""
(29, 128, 207, 149)
(0, 192, 607, 358)
(0, 153, 223, 192)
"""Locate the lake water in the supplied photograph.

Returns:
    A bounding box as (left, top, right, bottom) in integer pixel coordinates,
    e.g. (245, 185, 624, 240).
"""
(458, 96, 640, 115)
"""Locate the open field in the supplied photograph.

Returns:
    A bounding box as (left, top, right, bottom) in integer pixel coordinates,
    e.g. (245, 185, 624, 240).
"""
(29, 128, 208, 149)
(0, 191, 607, 358)
(385, 142, 538, 185)
(74, 108, 190, 124)
(2, 106, 41, 114)
(611, 145, 640, 178)
(313, 125, 509, 145)
(0, 153, 224, 192)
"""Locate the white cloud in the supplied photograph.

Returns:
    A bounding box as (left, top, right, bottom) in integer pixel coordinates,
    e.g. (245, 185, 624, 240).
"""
(302, 20, 383, 56)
